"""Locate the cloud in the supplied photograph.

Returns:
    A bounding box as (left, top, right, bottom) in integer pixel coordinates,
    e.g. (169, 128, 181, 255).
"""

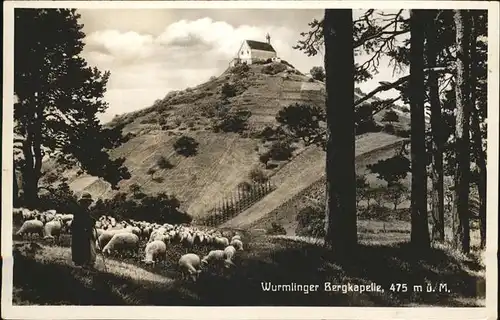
(82, 13, 407, 123)
(85, 30, 156, 63)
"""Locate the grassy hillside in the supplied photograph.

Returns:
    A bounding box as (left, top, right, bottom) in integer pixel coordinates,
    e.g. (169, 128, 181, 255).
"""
(222, 132, 407, 230)
(41, 60, 411, 222)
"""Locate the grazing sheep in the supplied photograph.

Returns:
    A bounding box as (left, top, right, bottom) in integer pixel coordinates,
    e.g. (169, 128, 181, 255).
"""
(16, 219, 44, 239)
(223, 245, 237, 268)
(201, 250, 226, 268)
(102, 233, 140, 257)
(60, 214, 74, 222)
(230, 238, 244, 251)
(43, 219, 64, 241)
(178, 253, 202, 282)
(97, 228, 133, 250)
(143, 240, 168, 265)
(214, 236, 229, 248)
(231, 235, 241, 242)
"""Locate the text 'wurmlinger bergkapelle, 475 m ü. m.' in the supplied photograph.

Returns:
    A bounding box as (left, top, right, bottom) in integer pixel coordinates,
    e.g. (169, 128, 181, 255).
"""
(260, 282, 385, 294)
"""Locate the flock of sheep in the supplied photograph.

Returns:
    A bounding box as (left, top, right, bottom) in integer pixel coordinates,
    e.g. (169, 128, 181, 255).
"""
(13, 208, 246, 282)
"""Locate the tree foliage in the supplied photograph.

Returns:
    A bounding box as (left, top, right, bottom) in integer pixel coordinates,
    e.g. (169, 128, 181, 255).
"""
(14, 9, 130, 205)
(367, 155, 411, 186)
(173, 136, 199, 157)
(310, 66, 326, 81)
(276, 103, 326, 150)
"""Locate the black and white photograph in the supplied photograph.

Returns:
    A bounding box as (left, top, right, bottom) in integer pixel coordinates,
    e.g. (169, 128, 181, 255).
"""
(2, 1, 498, 319)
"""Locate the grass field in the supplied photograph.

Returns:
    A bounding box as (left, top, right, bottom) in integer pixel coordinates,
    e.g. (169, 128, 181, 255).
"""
(12, 222, 485, 306)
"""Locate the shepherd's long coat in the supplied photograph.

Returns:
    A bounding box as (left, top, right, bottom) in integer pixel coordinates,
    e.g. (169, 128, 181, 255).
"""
(71, 207, 96, 266)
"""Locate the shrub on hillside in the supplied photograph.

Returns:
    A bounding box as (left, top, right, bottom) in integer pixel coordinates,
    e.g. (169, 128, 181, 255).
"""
(266, 222, 287, 235)
(259, 126, 286, 142)
(157, 156, 174, 170)
(295, 205, 325, 238)
(221, 83, 237, 98)
(37, 182, 78, 213)
(249, 168, 268, 183)
(310, 66, 325, 82)
(262, 63, 287, 75)
(146, 167, 156, 177)
(173, 136, 199, 157)
(91, 191, 191, 224)
(259, 152, 271, 166)
(382, 123, 395, 134)
(231, 63, 250, 76)
(213, 109, 251, 133)
(382, 110, 399, 123)
(267, 139, 295, 161)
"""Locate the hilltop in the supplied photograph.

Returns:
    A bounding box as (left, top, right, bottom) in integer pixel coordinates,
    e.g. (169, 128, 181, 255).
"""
(41, 60, 411, 227)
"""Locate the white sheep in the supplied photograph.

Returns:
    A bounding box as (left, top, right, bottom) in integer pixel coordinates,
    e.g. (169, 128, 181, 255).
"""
(223, 245, 237, 268)
(230, 238, 244, 251)
(43, 219, 65, 241)
(97, 228, 133, 250)
(214, 236, 229, 248)
(178, 253, 202, 282)
(102, 233, 140, 257)
(16, 219, 44, 239)
(143, 240, 168, 265)
(201, 250, 226, 268)
(231, 234, 241, 242)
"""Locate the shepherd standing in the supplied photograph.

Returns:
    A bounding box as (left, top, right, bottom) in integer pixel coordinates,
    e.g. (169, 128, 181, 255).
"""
(71, 192, 97, 269)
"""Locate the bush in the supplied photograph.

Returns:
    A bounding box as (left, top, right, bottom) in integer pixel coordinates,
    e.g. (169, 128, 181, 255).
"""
(213, 109, 251, 133)
(156, 156, 174, 170)
(382, 110, 399, 123)
(267, 140, 295, 161)
(382, 123, 395, 134)
(249, 168, 268, 183)
(173, 136, 199, 157)
(91, 192, 191, 224)
(37, 182, 78, 213)
(295, 205, 325, 238)
(310, 66, 325, 82)
(231, 63, 250, 76)
(259, 152, 271, 166)
(262, 63, 287, 75)
(266, 222, 287, 235)
(221, 83, 237, 98)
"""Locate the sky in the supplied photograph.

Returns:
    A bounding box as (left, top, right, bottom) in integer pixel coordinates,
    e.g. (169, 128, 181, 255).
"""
(78, 9, 408, 123)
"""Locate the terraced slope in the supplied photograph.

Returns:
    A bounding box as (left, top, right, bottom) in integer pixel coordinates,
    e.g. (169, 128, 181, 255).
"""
(41, 61, 410, 221)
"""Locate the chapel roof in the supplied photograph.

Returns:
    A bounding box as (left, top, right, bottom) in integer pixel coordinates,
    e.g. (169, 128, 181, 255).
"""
(245, 40, 276, 52)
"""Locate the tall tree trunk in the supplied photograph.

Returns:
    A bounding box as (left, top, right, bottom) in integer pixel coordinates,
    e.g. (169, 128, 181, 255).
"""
(425, 10, 445, 242)
(323, 9, 357, 254)
(409, 10, 430, 249)
(453, 9, 471, 254)
(468, 13, 486, 249)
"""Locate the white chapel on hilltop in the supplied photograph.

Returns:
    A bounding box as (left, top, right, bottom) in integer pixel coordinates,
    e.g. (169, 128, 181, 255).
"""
(230, 33, 279, 67)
